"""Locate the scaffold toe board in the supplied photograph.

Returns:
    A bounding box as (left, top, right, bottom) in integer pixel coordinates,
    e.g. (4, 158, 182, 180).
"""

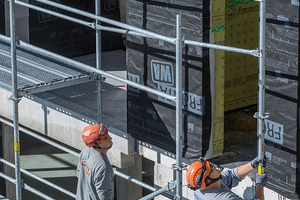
(0, 34, 97, 96)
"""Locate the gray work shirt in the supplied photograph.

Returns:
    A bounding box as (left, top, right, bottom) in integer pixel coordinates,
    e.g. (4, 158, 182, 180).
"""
(194, 167, 255, 200)
(76, 146, 114, 200)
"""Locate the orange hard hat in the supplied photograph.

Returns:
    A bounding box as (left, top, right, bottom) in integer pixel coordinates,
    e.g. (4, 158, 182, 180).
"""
(186, 158, 211, 190)
(82, 123, 108, 148)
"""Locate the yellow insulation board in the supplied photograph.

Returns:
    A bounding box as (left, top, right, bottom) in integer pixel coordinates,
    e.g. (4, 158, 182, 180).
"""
(212, 0, 225, 156)
(224, 0, 259, 111)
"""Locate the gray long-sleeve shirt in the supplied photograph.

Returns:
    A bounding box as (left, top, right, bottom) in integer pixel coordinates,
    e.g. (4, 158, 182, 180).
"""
(194, 167, 257, 200)
(76, 146, 114, 200)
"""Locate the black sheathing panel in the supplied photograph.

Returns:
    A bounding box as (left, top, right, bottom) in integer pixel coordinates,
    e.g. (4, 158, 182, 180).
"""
(126, 0, 212, 159)
(265, 0, 300, 198)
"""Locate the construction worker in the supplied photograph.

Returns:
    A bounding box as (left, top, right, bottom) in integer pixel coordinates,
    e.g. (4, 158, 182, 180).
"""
(76, 123, 114, 200)
(186, 157, 267, 200)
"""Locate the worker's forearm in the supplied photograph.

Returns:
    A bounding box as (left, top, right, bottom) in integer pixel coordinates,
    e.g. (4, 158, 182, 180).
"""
(253, 184, 264, 200)
(237, 163, 254, 179)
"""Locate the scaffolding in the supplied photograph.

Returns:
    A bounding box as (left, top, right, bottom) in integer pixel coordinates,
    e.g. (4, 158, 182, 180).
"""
(0, 0, 267, 199)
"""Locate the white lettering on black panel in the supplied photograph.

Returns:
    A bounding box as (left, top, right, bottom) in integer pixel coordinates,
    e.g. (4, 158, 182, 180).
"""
(265, 151, 272, 161)
(128, 73, 140, 94)
(157, 83, 204, 115)
(264, 119, 284, 145)
(151, 60, 174, 86)
(291, 0, 300, 6)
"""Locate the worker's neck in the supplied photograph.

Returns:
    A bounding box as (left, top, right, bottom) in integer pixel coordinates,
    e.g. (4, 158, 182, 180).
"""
(94, 147, 108, 155)
(99, 149, 108, 155)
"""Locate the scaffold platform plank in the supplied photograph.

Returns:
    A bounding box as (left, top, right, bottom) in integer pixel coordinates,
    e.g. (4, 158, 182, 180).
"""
(0, 34, 96, 95)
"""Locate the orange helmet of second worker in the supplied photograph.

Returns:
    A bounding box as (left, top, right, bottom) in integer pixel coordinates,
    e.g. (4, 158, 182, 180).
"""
(186, 158, 211, 190)
(82, 123, 108, 148)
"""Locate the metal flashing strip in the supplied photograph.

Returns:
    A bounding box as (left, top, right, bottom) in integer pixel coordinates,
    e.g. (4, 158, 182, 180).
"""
(137, 140, 190, 165)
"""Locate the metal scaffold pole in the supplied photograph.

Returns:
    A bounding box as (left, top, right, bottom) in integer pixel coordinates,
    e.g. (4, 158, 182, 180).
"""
(256, 0, 267, 175)
(9, 0, 22, 199)
(175, 14, 183, 200)
(95, 0, 102, 123)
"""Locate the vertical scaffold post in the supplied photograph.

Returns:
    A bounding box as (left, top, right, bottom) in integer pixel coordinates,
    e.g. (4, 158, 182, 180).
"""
(95, 0, 102, 123)
(10, 0, 22, 199)
(257, 0, 267, 175)
(175, 14, 183, 199)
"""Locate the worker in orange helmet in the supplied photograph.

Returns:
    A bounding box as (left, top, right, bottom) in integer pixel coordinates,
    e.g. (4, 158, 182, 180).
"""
(186, 157, 267, 200)
(76, 123, 114, 200)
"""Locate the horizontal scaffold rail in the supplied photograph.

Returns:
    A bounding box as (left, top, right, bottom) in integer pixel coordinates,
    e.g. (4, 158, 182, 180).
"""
(12, 0, 260, 57)
(0, 172, 55, 200)
(0, 158, 76, 198)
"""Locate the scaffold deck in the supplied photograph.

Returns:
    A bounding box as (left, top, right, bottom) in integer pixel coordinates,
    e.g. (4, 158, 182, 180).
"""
(0, 34, 96, 95)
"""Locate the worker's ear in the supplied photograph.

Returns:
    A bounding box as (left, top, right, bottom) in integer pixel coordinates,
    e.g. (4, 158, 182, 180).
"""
(206, 177, 213, 185)
(204, 177, 209, 184)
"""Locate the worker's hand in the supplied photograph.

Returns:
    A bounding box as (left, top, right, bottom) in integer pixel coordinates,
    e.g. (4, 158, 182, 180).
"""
(251, 157, 262, 169)
(256, 174, 267, 186)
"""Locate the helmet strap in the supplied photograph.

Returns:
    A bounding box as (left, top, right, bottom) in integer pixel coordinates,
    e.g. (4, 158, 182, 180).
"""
(195, 160, 206, 190)
(205, 175, 222, 187)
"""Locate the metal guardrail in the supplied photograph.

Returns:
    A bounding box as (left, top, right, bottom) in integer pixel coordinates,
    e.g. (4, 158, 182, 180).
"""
(0, 116, 174, 199)
(0, 172, 54, 200)
(2, 0, 266, 199)
(0, 158, 76, 199)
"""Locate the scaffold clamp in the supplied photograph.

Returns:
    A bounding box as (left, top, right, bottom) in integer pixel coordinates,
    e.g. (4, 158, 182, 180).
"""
(174, 194, 181, 200)
(253, 112, 269, 120)
(255, 48, 263, 57)
(16, 36, 20, 46)
(168, 181, 176, 190)
(95, 76, 106, 84)
(91, 21, 103, 31)
(8, 95, 22, 103)
(20, 179, 25, 188)
(41, 105, 50, 115)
